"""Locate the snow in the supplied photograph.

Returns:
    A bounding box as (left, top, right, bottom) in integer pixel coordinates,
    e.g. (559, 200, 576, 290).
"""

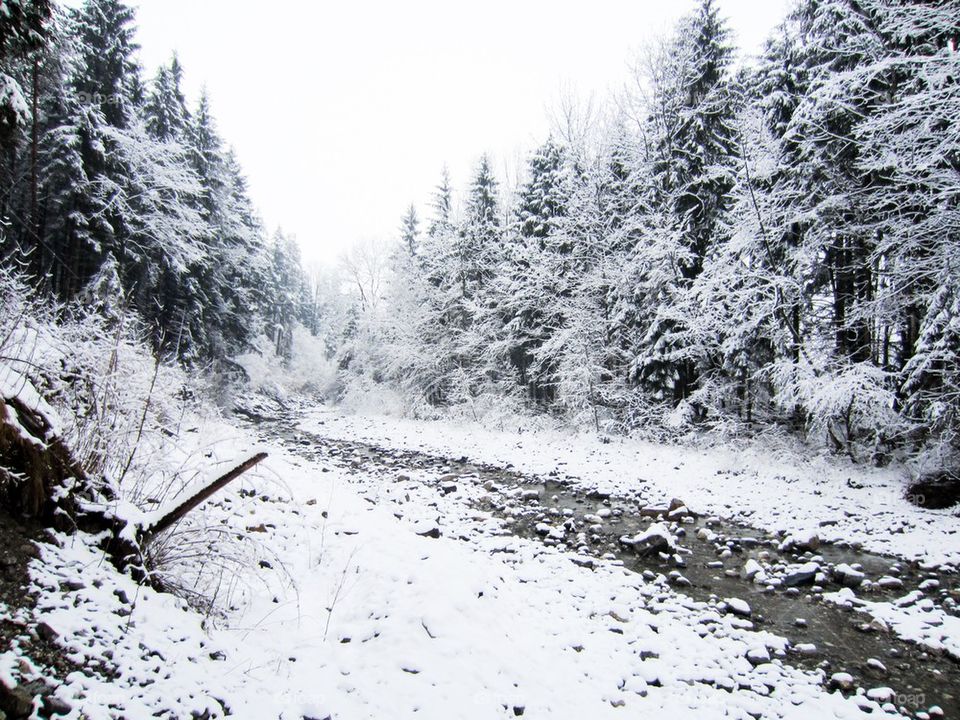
(725, 598, 752, 617)
(0, 73, 28, 126)
(0, 364, 62, 442)
(0, 415, 902, 719)
(297, 407, 960, 567)
(824, 587, 960, 661)
(742, 558, 764, 582)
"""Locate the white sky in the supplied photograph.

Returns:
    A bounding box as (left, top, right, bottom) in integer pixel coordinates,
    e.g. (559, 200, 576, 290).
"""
(131, 0, 792, 266)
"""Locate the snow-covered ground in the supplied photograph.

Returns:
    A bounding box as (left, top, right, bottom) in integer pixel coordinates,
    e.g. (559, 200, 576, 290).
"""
(298, 407, 960, 569)
(0, 414, 918, 720)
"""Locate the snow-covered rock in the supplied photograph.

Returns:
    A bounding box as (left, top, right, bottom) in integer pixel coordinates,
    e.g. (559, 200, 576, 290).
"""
(620, 522, 676, 556)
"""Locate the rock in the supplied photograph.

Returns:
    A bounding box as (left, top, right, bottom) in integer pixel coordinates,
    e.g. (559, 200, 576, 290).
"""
(415, 524, 441, 539)
(783, 562, 820, 587)
(521, 489, 540, 501)
(439, 481, 457, 495)
(868, 617, 889, 633)
(639, 505, 669, 518)
(829, 672, 856, 692)
(724, 597, 751, 618)
(794, 618, 807, 627)
(793, 642, 817, 656)
(865, 687, 895, 703)
(746, 646, 770, 665)
(779, 531, 820, 553)
(919, 579, 940, 592)
(833, 563, 865, 588)
(876, 576, 903, 590)
(865, 658, 887, 675)
(42, 695, 72, 716)
(621, 523, 676, 557)
(19, 543, 40, 560)
(570, 556, 595, 570)
(0, 680, 33, 719)
(742, 559, 763, 581)
(668, 498, 686, 513)
(36, 622, 58, 643)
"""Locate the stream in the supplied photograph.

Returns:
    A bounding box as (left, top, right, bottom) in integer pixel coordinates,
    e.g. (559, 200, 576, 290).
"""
(243, 408, 960, 718)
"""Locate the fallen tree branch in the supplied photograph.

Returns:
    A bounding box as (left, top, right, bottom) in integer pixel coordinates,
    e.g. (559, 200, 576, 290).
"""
(140, 452, 268, 545)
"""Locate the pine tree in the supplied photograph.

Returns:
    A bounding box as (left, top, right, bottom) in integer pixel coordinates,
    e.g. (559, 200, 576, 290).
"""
(399, 203, 418, 256)
(144, 54, 189, 141)
(630, 0, 739, 410)
(499, 137, 571, 401)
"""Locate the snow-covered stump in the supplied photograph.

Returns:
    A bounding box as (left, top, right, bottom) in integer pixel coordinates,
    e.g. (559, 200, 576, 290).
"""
(0, 385, 90, 521)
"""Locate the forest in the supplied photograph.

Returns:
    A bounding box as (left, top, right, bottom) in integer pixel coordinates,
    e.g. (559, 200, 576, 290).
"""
(3, 0, 958, 475)
(331, 0, 960, 474)
(1, 1, 960, 718)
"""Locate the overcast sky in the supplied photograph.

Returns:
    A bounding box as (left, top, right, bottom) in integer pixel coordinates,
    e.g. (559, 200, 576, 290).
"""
(131, 0, 792, 266)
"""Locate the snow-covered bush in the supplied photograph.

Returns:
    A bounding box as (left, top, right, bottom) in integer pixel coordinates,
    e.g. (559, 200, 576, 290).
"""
(0, 264, 266, 613)
(770, 359, 905, 462)
(233, 324, 338, 403)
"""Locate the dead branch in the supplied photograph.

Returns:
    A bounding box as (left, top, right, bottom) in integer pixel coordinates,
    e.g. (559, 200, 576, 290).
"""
(140, 452, 268, 544)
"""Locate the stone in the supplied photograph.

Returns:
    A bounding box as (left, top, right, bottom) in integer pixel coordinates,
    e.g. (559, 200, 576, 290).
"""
(865, 687, 895, 703)
(829, 672, 855, 692)
(833, 563, 865, 588)
(0, 680, 33, 719)
(865, 658, 887, 675)
(742, 559, 763, 581)
(783, 562, 820, 587)
(36, 622, 58, 643)
(746, 646, 770, 665)
(724, 597, 751, 618)
(779, 531, 820, 553)
(415, 524, 441, 539)
(43, 695, 72, 716)
(621, 523, 675, 557)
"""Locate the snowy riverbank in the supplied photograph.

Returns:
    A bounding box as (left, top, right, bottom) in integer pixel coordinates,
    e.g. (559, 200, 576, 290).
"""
(0, 413, 924, 719)
(299, 407, 960, 569)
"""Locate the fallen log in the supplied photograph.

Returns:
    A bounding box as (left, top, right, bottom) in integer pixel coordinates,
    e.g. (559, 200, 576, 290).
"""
(140, 452, 268, 545)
